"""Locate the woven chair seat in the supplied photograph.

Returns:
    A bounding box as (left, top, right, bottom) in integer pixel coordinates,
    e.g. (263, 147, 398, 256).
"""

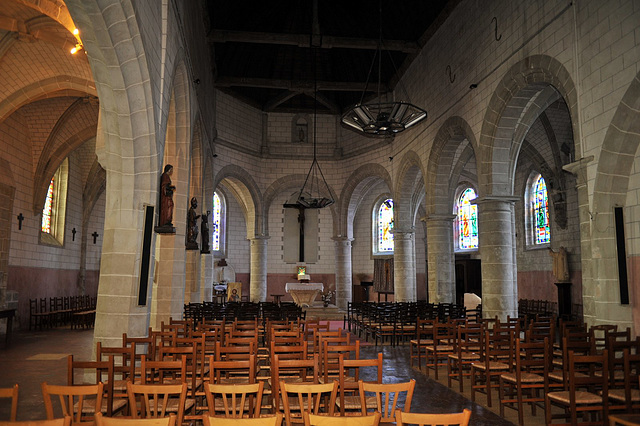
(410, 339, 433, 345)
(500, 371, 544, 384)
(448, 352, 480, 361)
(608, 388, 640, 403)
(424, 345, 453, 352)
(471, 361, 509, 371)
(335, 395, 362, 410)
(547, 391, 601, 405)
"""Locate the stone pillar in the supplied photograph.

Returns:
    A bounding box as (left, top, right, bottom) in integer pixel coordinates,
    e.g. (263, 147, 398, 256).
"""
(425, 215, 456, 304)
(200, 253, 213, 302)
(250, 236, 269, 302)
(394, 228, 416, 301)
(150, 233, 186, 330)
(184, 250, 200, 303)
(477, 196, 518, 321)
(333, 237, 353, 310)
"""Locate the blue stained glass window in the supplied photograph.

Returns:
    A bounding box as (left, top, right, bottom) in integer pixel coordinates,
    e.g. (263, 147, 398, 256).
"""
(533, 175, 550, 244)
(457, 188, 478, 250)
(212, 192, 221, 251)
(378, 199, 394, 252)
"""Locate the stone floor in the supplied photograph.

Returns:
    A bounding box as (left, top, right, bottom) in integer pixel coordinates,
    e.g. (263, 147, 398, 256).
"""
(0, 325, 554, 424)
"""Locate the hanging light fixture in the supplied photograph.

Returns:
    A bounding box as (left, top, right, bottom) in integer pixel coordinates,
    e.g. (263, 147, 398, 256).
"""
(341, 1, 427, 137)
(296, 2, 334, 209)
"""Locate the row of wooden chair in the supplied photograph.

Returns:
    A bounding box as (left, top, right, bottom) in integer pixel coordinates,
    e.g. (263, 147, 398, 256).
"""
(28, 296, 97, 330)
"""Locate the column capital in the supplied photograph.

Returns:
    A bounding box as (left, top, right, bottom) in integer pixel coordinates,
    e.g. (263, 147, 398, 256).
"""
(332, 236, 354, 243)
(250, 235, 270, 241)
(475, 195, 519, 205)
(562, 155, 594, 175)
(422, 214, 456, 223)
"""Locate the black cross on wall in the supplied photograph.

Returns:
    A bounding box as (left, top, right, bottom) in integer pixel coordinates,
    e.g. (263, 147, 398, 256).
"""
(92, 231, 99, 244)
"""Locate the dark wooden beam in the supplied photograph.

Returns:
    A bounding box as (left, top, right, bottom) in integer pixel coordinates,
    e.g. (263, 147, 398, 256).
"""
(215, 76, 386, 93)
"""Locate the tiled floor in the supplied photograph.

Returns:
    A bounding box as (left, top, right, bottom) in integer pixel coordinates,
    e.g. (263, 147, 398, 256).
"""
(0, 326, 549, 424)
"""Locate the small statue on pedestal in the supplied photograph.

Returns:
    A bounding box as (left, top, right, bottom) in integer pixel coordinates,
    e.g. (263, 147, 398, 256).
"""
(186, 197, 200, 250)
(201, 210, 211, 254)
(155, 164, 176, 234)
(548, 246, 570, 282)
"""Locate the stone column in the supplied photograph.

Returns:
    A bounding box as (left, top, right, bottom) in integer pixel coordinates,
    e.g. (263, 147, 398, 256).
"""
(184, 250, 200, 302)
(425, 215, 456, 304)
(333, 237, 353, 310)
(394, 228, 416, 301)
(250, 236, 269, 302)
(477, 196, 518, 321)
(200, 253, 213, 302)
(150, 234, 186, 330)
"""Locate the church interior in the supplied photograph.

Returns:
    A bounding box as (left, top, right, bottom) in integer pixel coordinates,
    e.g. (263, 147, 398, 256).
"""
(0, 0, 639, 424)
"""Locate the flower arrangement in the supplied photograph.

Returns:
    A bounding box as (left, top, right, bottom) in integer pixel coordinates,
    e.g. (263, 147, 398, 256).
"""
(320, 290, 336, 307)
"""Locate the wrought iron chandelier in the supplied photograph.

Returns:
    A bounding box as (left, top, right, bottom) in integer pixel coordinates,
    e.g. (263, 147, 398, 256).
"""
(341, 1, 427, 137)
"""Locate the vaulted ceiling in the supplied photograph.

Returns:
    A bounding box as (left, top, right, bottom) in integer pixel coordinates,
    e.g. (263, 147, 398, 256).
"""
(207, 1, 456, 114)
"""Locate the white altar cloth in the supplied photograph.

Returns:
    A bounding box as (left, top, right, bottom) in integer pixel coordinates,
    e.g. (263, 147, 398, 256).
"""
(285, 283, 323, 306)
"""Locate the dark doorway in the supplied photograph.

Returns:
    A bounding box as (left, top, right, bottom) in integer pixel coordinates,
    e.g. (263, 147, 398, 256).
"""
(455, 258, 482, 306)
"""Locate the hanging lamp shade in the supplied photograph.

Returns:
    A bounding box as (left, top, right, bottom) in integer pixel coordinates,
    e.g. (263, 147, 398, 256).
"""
(341, 101, 427, 136)
(297, 158, 334, 209)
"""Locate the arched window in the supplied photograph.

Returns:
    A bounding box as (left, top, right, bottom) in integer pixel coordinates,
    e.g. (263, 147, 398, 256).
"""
(211, 191, 226, 255)
(375, 198, 394, 254)
(530, 174, 550, 245)
(455, 187, 478, 250)
(41, 158, 69, 246)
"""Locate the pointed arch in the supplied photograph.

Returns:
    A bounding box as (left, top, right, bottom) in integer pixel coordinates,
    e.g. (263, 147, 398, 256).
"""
(213, 165, 263, 238)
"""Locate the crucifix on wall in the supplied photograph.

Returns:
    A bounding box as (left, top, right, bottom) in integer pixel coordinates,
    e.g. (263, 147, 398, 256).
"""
(283, 195, 319, 263)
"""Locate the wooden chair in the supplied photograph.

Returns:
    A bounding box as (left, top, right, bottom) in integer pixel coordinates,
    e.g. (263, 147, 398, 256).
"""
(470, 327, 515, 407)
(321, 341, 360, 384)
(202, 413, 283, 426)
(140, 355, 186, 385)
(410, 318, 435, 370)
(271, 354, 320, 413)
(204, 382, 264, 418)
(0, 384, 18, 422)
(447, 322, 483, 392)
(304, 412, 381, 426)
(0, 418, 71, 426)
(424, 322, 456, 380)
(395, 409, 471, 426)
(280, 381, 338, 426)
(608, 349, 640, 413)
(41, 382, 104, 424)
(337, 353, 383, 415)
(209, 354, 257, 384)
(498, 337, 550, 425)
(359, 379, 415, 423)
(545, 350, 609, 426)
(95, 412, 176, 425)
(126, 381, 190, 425)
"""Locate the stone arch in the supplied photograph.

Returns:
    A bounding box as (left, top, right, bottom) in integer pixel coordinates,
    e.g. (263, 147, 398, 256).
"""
(394, 150, 426, 231)
(337, 163, 391, 239)
(478, 55, 579, 196)
(590, 72, 640, 329)
(32, 99, 99, 214)
(213, 165, 263, 238)
(427, 116, 478, 216)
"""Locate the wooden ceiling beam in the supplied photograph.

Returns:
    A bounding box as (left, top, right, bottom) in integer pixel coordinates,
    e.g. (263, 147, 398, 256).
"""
(211, 29, 418, 53)
(215, 76, 386, 93)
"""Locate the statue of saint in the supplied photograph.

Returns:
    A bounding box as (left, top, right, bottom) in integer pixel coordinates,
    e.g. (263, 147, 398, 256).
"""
(158, 164, 176, 227)
(548, 246, 570, 282)
(186, 197, 200, 249)
(201, 210, 211, 253)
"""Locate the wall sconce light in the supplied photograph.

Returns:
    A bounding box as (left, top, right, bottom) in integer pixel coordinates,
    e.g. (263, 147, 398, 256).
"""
(70, 43, 83, 55)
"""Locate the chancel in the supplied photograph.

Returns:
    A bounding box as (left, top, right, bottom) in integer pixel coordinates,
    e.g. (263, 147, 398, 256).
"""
(0, 1, 639, 424)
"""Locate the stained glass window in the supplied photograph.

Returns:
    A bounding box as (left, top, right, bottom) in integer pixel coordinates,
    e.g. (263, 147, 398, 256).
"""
(378, 199, 394, 252)
(457, 188, 478, 250)
(212, 192, 221, 251)
(41, 177, 55, 233)
(533, 175, 550, 244)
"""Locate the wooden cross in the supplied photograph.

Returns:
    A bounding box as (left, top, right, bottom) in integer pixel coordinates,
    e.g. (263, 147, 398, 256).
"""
(72, 228, 76, 241)
(16, 213, 24, 230)
(284, 203, 306, 262)
(92, 231, 99, 244)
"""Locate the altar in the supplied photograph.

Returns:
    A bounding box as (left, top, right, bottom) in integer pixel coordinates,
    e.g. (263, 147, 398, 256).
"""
(285, 282, 323, 307)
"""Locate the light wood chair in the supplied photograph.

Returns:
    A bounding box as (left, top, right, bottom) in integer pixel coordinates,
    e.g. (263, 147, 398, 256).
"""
(126, 381, 191, 426)
(0, 417, 71, 426)
(0, 383, 18, 421)
(359, 379, 415, 423)
(271, 354, 320, 413)
(202, 412, 283, 426)
(280, 381, 338, 426)
(204, 382, 264, 418)
(304, 412, 381, 426)
(336, 354, 383, 415)
(95, 412, 176, 425)
(395, 409, 471, 426)
(41, 382, 104, 424)
(209, 354, 257, 384)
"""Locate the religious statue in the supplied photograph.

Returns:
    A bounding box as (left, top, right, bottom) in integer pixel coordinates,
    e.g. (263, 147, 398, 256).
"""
(548, 246, 570, 282)
(155, 164, 176, 233)
(186, 197, 200, 250)
(201, 210, 211, 254)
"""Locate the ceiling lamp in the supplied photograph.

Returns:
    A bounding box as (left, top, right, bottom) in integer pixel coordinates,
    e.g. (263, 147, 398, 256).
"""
(296, 4, 334, 209)
(341, 1, 427, 137)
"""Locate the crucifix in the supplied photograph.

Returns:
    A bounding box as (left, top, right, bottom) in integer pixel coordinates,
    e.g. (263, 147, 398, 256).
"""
(72, 228, 76, 241)
(92, 231, 99, 244)
(17, 213, 24, 230)
(283, 203, 306, 262)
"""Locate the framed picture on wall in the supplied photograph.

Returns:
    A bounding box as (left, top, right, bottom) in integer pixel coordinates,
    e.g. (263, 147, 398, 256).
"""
(227, 282, 242, 302)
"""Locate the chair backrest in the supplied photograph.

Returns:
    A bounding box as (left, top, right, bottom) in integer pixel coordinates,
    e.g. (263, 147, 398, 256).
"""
(96, 343, 136, 384)
(67, 354, 116, 416)
(41, 381, 104, 424)
(566, 350, 609, 420)
(337, 354, 383, 415)
(209, 354, 257, 384)
(395, 409, 471, 426)
(280, 381, 337, 426)
(0, 417, 71, 426)
(322, 341, 360, 384)
(202, 412, 283, 426)
(359, 380, 415, 422)
(95, 412, 176, 425)
(271, 354, 319, 411)
(304, 412, 381, 426)
(204, 381, 264, 418)
(140, 355, 187, 385)
(0, 384, 18, 421)
(126, 381, 188, 425)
